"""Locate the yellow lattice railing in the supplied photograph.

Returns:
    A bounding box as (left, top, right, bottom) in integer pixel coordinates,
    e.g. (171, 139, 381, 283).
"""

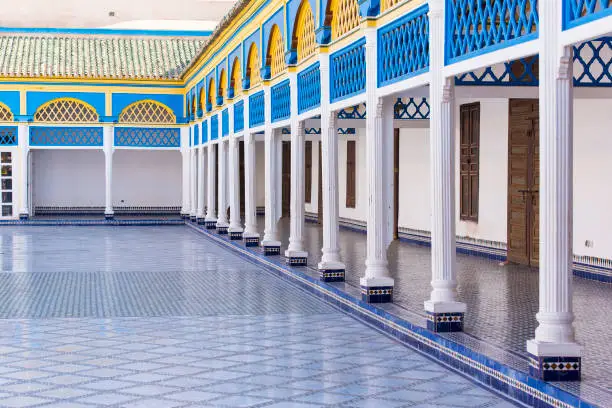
(34, 98, 99, 123)
(268, 25, 286, 77)
(380, 0, 402, 12)
(330, 0, 361, 39)
(218, 70, 227, 100)
(247, 44, 262, 88)
(208, 78, 216, 105)
(296, 0, 316, 62)
(119, 100, 176, 124)
(231, 59, 242, 97)
(0, 103, 13, 122)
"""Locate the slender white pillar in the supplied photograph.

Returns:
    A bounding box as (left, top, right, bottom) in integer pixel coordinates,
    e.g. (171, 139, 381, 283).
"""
(228, 105, 243, 239)
(317, 47, 344, 277)
(205, 141, 217, 227)
(189, 124, 198, 219)
(243, 129, 259, 245)
(180, 127, 190, 217)
(425, 0, 466, 331)
(526, 0, 581, 381)
(103, 125, 114, 219)
(17, 124, 29, 219)
(261, 85, 281, 254)
(285, 119, 308, 264)
(196, 143, 206, 220)
(216, 137, 229, 232)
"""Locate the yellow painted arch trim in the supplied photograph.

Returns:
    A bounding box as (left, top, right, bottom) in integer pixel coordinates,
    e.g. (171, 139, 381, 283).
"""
(118, 99, 177, 124)
(34, 97, 99, 122)
(0, 101, 14, 121)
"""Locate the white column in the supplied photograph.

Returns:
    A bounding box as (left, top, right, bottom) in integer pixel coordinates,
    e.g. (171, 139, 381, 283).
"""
(360, 27, 394, 301)
(190, 143, 197, 219)
(424, 0, 466, 328)
(180, 127, 190, 217)
(317, 50, 344, 274)
(196, 141, 206, 220)
(243, 129, 259, 243)
(262, 85, 281, 252)
(285, 119, 307, 262)
(17, 124, 29, 219)
(205, 141, 217, 224)
(103, 125, 114, 218)
(217, 137, 229, 230)
(228, 103, 243, 237)
(526, 0, 581, 378)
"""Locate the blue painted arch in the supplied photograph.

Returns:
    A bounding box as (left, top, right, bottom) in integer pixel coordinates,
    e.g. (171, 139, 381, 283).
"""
(262, 9, 286, 63)
(112, 93, 182, 120)
(0, 91, 20, 117)
(27, 91, 104, 116)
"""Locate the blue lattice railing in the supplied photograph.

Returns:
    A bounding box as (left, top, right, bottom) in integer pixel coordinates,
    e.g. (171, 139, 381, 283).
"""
(202, 120, 208, 143)
(338, 104, 366, 119)
(330, 38, 366, 102)
(222, 109, 229, 136)
(446, 0, 539, 65)
(249, 91, 265, 127)
(271, 79, 291, 122)
(455, 56, 539, 86)
(195, 124, 201, 145)
(30, 127, 103, 146)
(298, 62, 321, 114)
(378, 5, 429, 87)
(564, 0, 612, 29)
(211, 115, 219, 140)
(574, 38, 612, 86)
(234, 100, 244, 132)
(115, 127, 180, 147)
(0, 127, 17, 145)
(394, 98, 430, 119)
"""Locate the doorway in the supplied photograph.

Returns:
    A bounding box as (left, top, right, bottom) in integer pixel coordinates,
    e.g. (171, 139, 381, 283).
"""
(282, 141, 291, 217)
(507, 99, 539, 266)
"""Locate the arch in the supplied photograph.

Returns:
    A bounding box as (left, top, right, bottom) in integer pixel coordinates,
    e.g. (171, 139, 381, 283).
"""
(325, 0, 361, 40)
(199, 88, 205, 113)
(230, 57, 242, 97)
(218, 68, 227, 101)
(292, 0, 317, 62)
(118, 100, 176, 124)
(34, 98, 99, 123)
(208, 77, 216, 107)
(266, 25, 286, 77)
(0, 102, 14, 122)
(192, 96, 197, 117)
(246, 43, 262, 88)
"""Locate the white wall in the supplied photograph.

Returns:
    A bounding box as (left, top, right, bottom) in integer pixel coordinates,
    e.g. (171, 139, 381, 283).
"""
(338, 129, 367, 222)
(112, 149, 181, 207)
(33, 149, 105, 207)
(255, 140, 265, 207)
(305, 139, 320, 215)
(397, 127, 430, 231)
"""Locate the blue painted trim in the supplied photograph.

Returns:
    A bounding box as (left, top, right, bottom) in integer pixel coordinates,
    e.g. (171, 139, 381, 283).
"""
(446, 33, 539, 66)
(29, 126, 104, 147)
(297, 62, 321, 114)
(330, 37, 366, 103)
(210, 115, 219, 140)
(0, 27, 212, 37)
(0, 126, 18, 146)
(114, 127, 181, 147)
(270, 79, 291, 123)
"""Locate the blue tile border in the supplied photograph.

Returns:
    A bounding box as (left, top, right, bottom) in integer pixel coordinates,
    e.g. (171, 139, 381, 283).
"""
(0, 219, 184, 226)
(186, 221, 601, 408)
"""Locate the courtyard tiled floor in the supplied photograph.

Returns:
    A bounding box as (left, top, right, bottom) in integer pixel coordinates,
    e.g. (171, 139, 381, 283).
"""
(0, 225, 518, 407)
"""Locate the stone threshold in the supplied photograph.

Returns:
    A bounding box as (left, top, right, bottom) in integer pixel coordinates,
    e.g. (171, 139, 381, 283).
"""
(187, 221, 603, 408)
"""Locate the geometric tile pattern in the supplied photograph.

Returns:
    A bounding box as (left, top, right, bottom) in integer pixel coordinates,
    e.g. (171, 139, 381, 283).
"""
(249, 90, 265, 128)
(564, 0, 612, 29)
(29, 126, 103, 146)
(0, 126, 17, 145)
(271, 79, 290, 122)
(378, 5, 429, 87)
(330, 38, 366, 102)
(0, 225, 515, 407)
(297, 62, 321, 114)
(114, 127, 180, 147)
(446, 0, 539, 64)
(34, 98, 99, 123)
(118, 101, 176, 124)
(0, 103, 14, 122)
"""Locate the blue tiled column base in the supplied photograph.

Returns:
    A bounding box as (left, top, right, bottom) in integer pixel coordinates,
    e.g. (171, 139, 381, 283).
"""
(204, 221, 217, 229)
(245, 236, 260, 247)
(196, 218, 206, 225)
(217, 226, 228, 235)
(104, 214, 114, 220)
(287, 257, 307, 266)
(229, 231, 243, 240)
(190, 215, 197, 222)
(427, 312, 464, 333)
(19, 214, 29, 220)
(263, 245, 281, 256)
(320, 269, 345, 282)
(181, 214, 190, 219)
(361, 286, 393, 303)
(529, 355, 581, 382)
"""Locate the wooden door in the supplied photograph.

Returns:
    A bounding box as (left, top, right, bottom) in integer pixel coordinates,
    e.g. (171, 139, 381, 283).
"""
(282, 141, 291, 217)
(507, 99, 539, 266)
(393, 129, 399, 240)
(239, 141, 245, 216)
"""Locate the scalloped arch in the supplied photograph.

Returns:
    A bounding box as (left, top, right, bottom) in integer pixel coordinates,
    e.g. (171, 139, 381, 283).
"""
(208, 77, 217, 105)
(34, 98, 99, 123)
(293, 0, 316, 62)
(247, 43, 262, 88)
(119, 100, 176, 124)
(0, 102, 14, 122)
(325, 0, 361, 40)
(266, 25, 286, 77)
(230, 57, 242, 97)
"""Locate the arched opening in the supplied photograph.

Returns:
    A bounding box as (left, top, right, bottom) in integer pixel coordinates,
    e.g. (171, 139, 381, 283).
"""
(208, 77, 217, 107)
(230, 57, 242, 98)
(292, 0, 316, 62)
(324, 0, 361, 40)
(246, 43, 262, 88)
(119, 100, 176, 124)
(218, 69, 227, 102)
(266, 25, 286, 77)
(34, 98, 99, 123)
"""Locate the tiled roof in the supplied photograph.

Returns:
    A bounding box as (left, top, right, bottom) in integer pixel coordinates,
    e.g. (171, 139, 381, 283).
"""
(0, 34, 207, 80)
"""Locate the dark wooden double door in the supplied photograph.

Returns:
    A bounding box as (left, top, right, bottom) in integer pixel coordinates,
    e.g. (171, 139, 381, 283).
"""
(507, 99, 540, 267)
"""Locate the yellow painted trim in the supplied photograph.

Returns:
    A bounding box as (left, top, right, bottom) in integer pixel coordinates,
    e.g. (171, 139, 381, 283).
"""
(19, 91, 26, 115)
(363, 19, 377, 28)
(0, 101, 15, 120)
(377, 0, 426, 25)
(0, 84, 183, 95)
(0, 76, 183, 86)
(297, 53, 318, 69)
(105, 92, 112, 117)
(118, 99, 177, 124)
(33, 97, 100, 122)
(287, 66, 298, 73)
(115, 124, 182, 128)
(328, 29, 363, 53)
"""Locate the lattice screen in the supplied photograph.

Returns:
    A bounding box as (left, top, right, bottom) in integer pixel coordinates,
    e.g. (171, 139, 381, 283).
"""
(231, 59, 242, 97)
(34, 99, 99, 123)
(218, 70, 227, 99)
(296, 1, 316, 62)
(268, 26, 286, 77)
(208, 79, 216, 105)
(331, 0, 361, 39)
(381, 0, 401, 12)
(247, 44, 262, 87)
(199, 88, 206, 112)
(119, 101, 176, 124)
(0, 104, 13, 122)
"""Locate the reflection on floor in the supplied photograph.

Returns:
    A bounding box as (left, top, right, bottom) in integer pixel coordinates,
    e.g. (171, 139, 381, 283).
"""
(0, 226, 517, 407)
(259, 216, 611, 395)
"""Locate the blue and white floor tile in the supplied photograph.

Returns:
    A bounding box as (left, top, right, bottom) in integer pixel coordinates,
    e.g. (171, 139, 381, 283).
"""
(0, 226, 518, 407)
